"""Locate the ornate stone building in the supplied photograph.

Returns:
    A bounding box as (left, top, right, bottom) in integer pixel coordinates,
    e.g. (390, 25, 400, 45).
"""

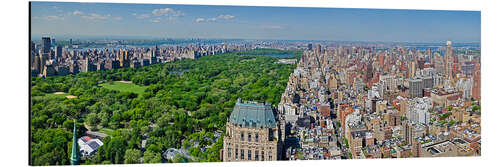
(223, 99, 282, 162)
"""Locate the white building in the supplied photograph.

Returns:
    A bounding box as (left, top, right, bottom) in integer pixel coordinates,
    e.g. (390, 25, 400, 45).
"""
(456, 78, 473, 100)
(78, 136, 104, 157)
(78, 136, 104, 158)
(407, 97, 433, 125)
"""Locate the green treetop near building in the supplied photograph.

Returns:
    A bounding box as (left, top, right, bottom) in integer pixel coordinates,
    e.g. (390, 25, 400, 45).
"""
(229, 98, 276, 128)
(70, 120, 80, 165)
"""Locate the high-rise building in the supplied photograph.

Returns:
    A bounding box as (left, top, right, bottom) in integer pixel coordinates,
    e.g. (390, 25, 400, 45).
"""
(150, 45, 158, 64)
(403, 121, 414, 145)
(119, 50, 130, 68)
(42, 64, 56, 77)
(54, 45, 62, 60)
(409, 61, 416, 78)
(316, 44, 322, 55)
(445, 41, 453, 78)
(461, 61, 475, 77)
(408, 78, 423, 98)
(422, 76, 433, 89)
(365, 59, 373, 82)
(472, 71, 481, 100)
(223, 99, 282, 162)
(39, 50, 48, 75)
(427, 48, 432, 64)
(41, 37, 51, 54)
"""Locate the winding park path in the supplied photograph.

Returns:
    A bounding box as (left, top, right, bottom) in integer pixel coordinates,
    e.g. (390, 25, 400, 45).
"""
(83, 122, 109, 139)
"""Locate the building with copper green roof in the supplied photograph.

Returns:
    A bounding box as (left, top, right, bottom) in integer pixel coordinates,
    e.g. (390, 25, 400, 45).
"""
(223, 98, 282, 162)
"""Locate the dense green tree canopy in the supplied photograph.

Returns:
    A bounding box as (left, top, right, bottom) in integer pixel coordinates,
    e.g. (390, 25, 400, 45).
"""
(30, 49, 300, 165)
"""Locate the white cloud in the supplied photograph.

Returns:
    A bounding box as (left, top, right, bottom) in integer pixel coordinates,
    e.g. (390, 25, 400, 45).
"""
(217, 14, 235, 20)
(195, 18, 205, 23)
(81, 13, 110, 21)
(151, 8, 184, 17)
(73, 10, 84, 16)
(195, 14, 236, 23)
(132, 13, 150, 19)
(132, 8, 182, 22)
(113, 16, 123, 21)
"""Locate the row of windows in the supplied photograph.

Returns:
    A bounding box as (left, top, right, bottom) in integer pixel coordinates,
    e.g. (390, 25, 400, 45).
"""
(240, 132, 260, 142)
(227, 146, 272, 161)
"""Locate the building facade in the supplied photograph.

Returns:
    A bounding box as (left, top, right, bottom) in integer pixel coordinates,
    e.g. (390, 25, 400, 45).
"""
(223, 99, 282, 162)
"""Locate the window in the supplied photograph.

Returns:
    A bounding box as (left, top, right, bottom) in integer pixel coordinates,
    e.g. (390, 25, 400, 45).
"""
(255, 133, 259, 142)
(241, 132, 244, 141)
(235, 145, 239, 160)
(269, 151, 272, 160)
(248, 150, 252, 160)
(227, 144, 232, 159)
(255, 150, 259, 160)
(241, 149, 245, 160)
(248, 133, 252, 142)
(261, 151, 264, 161)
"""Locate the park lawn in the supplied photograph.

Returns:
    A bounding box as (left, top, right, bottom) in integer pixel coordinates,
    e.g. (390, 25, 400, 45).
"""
(99, 81, 147, 96)
(98, 128, 115, 135)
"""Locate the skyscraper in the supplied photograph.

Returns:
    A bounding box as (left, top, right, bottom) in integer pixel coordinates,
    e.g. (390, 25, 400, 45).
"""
(445, 41, 453, 79)
(408, 78, 423, 98)
(365, 59, 373, 82)
(41, 37, 51, 54)
(472, 71, 481, 100)
(150, 45, 158, 64)
(54, 45, 62, 60)
(119, 50, 129, 68)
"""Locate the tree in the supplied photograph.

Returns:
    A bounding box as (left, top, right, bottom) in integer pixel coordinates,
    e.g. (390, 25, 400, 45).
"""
(172, 154, 190, 163)
(472, 105, 480, 112)
(124, 149, 142, 164)
(143, 150, 162, 163)
(448, 120, 457, 126)
(30, 49, 299, 165)
(104, 137, 126, 164)
(98, 112, 109, 127)
(86, 112, 99, 129)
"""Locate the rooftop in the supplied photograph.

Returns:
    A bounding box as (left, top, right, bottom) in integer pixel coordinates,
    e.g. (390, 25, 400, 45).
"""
(229, 98, 276, 128)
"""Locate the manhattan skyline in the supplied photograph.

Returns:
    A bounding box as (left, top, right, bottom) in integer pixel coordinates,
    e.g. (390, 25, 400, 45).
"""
(31, 2, 480, 42)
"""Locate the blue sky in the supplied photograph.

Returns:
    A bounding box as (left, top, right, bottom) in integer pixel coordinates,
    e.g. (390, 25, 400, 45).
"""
(30, 2, 481, 42)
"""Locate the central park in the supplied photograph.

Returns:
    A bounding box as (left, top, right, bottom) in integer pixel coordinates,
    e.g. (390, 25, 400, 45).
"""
(30, 48, 301, 165)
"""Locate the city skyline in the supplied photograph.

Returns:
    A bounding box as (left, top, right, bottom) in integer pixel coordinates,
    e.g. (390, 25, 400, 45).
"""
(31, 2, 480, 43)
(29, 2, 482, 165)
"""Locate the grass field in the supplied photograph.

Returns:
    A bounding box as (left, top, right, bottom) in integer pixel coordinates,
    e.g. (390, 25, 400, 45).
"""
(98, 128, 115, 135)
(99, 81, 147, 96)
